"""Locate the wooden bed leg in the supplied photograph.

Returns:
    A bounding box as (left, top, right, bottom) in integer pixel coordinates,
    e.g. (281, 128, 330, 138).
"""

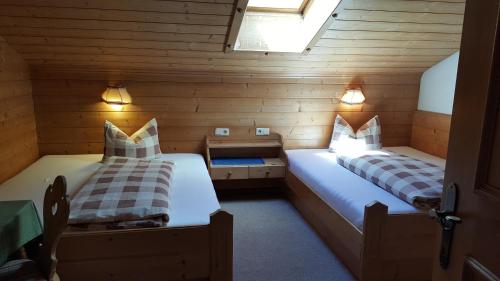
(360, 201, 388, 281)
(210, 210, 234, 281)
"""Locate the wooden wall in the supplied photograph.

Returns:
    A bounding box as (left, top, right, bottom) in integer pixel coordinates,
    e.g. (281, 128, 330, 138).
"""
(0, 37, 38, 183)
(32, 72, 420, 155)
(411, 110, 451, 159)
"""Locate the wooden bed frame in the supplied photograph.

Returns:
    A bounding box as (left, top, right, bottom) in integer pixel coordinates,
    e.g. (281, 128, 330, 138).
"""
(284, 110, 450, 280)
(48, 176, 233, 281)
(56, 210, 233, 281)
(285, 172, 437, 281)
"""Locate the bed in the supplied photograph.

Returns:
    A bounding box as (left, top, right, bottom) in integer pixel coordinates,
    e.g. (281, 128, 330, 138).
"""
(285, 146, 444, 281)
(0, 153, 233, 281)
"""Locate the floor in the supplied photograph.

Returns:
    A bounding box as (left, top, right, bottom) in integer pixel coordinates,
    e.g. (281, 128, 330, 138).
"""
(220, 196, 355, 281)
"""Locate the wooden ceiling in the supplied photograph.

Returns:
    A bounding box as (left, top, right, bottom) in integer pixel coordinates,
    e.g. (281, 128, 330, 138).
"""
(0, 0, 465, 76)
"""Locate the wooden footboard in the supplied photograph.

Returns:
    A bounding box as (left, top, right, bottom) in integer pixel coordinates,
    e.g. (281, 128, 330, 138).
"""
(361, 203, 436, 281)
(285, 171, 437, 281)
(56, 211, 233, 281)
(285, 170, 363, 277)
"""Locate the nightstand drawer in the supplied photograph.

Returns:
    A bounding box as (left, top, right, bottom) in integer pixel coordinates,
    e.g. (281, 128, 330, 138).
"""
(211, 166, 248, 180)
(248, 166, 285, 179)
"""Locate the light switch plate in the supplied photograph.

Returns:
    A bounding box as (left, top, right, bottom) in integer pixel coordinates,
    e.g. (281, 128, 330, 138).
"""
(215, 128, 230, 136)
(256, 128, 270, 136)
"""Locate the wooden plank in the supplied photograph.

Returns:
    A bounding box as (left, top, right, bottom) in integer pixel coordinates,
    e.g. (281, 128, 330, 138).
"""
(410, 110, 451, 158)
(331, 20, 463, 34)
(27, 97, 413, 114)
(303, 0, 347, 53)
(209, 211, 233, 281)
(0, 39, 38, 184)
(0, 5, 231, 25)
(224, 0, 248, 52)
(29, 71, 421, 84)
(0, 27, 227, 44)
(0, 16, 228, 35)
(316, 38, 460, 49)
(345, 0, 465, 14)
(360, 202, 387, 281)
(323, 30, 462, 42)
(338, 9, 464, 25)
(10, 43, 450, 64)
(24, 61, 430, 74)
(310, 47, 458, 56)
(0, 0, 234, 15)
(18, 53, 439, 69)
(4, 36, 224, 52)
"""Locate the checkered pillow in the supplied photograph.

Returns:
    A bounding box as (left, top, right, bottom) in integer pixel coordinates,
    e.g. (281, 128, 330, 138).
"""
(356, 115, 382, 150)
(329, 115, 382, 152)
(329, 114, 356, 152)
(103, 118, 162, 160)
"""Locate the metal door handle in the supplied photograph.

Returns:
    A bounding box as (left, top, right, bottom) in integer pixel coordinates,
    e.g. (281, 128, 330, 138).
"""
(442, 215, 461, 230)
(445, 215, 461, 223)
(430, 183, 460, 269)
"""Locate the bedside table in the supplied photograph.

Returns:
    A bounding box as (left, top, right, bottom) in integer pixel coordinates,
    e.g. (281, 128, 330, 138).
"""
(205, 133, 286, 190)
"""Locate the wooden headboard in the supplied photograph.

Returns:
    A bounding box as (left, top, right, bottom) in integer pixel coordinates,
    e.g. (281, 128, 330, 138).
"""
(410, 110, 452, 159)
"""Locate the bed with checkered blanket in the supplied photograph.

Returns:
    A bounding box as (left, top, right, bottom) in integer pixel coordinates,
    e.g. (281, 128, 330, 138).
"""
(336, 150, 444, 208)
(68, 157, 174, 227)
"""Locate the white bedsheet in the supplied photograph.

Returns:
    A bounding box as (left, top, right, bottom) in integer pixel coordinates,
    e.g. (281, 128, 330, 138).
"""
(286, 146, 445, 230)
(0, 154, 220, 227)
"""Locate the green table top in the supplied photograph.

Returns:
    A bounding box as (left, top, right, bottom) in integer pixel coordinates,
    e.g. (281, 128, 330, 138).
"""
(0, 200, 43, 266)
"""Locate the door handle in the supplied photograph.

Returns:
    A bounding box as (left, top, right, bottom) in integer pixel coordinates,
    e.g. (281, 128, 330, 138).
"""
(438, 215, 461, 269)
(444, 215, 461, 227)
(429, 183, 459, 269)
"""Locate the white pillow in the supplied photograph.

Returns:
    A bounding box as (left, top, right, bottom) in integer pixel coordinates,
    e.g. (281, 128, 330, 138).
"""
(328, 115, 382, 152)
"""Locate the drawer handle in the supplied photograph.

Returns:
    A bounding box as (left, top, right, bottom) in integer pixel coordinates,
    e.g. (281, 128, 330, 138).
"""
(265, 171, 270, 177)
(227, 171, 232, 179)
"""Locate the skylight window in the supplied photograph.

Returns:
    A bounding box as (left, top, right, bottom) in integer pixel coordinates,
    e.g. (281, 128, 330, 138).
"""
(227, 0, 341, 54)
(247, 0, 310, 13)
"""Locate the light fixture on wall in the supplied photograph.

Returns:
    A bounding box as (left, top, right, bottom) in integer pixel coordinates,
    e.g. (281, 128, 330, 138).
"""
(340, 88, 365, 105)
(101, 85, 131, 105)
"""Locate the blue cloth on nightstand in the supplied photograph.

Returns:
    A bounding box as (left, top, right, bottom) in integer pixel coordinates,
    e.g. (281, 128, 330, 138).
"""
(211, 157, 264, 166)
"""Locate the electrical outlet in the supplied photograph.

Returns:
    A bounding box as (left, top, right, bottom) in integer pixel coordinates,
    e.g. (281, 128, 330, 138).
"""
(256, 128, 270, 136)
(215, 128, 230, 136)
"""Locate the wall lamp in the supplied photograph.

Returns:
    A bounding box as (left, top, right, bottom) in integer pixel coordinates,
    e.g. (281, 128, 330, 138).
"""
(102, 85, 131, 105)
(340, 88, 365, 105)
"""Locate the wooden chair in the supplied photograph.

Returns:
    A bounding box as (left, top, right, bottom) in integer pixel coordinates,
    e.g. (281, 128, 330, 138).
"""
(0, 176, 70, 281)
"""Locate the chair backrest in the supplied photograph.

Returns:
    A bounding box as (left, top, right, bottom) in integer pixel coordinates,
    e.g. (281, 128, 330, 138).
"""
(37, 176, 70, 280)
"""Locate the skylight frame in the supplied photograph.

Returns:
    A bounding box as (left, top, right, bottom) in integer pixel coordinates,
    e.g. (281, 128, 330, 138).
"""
(224, 0, 344, 54)
(246, 0, 311, 14)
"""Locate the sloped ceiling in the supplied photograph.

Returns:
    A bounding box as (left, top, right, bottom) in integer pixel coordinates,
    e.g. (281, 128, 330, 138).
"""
(0, 0, 465, 77)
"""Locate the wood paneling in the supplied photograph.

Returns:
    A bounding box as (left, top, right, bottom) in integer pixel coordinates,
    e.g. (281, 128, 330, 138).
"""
(0, 37, 38, 184)
(32, 73, 420, 155)
(411, 110, 451, 159)
(0, 0, 464, 76)
(0, 0, 460, 158)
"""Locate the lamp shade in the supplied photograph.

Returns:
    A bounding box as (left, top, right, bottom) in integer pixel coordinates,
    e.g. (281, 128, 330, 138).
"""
(101, 86, 131, 105)
(341, 89, 365, 104)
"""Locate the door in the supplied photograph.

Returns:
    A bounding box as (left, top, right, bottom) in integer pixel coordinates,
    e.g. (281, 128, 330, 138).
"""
(432, 0, 500, 280)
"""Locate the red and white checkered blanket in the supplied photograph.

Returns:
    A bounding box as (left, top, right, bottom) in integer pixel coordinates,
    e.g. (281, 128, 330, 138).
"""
(336, 150, 444, 208)
(69, 157, 174, 225)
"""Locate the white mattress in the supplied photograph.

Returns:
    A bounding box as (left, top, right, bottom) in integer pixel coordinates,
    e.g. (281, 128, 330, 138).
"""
(286, 146, 446, 230)
(0, 154, 220, 228)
